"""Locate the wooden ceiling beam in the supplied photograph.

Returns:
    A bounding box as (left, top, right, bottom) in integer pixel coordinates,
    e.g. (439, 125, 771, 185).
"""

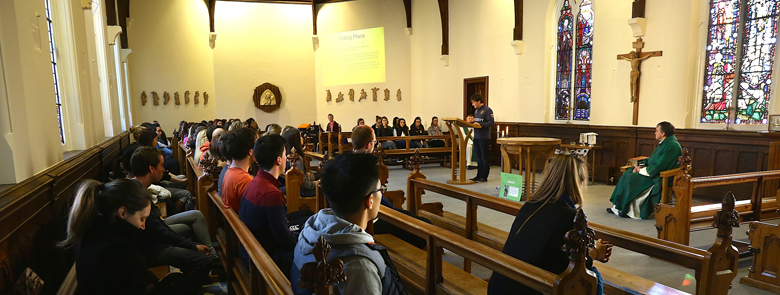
(104, 0, 117, 26)
(438, 0, 449, 55)
(118, 0, 130, 48)
(632, 0, 646, 18)
(312, 0, 319, 35)
(204, 0, 217, 32)
(403, 0, 411, 29)
(514, 0, 522, 40)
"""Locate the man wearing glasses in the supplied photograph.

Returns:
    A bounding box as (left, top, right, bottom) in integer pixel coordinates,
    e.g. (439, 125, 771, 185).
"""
(292, 153, 407, 295)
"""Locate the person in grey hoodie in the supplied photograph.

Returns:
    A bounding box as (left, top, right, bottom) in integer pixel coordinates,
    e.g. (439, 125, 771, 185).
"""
(291, 152, 407, 295)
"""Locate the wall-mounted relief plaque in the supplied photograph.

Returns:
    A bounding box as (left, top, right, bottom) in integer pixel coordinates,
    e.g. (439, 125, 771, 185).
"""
(253, 82, 282, 113)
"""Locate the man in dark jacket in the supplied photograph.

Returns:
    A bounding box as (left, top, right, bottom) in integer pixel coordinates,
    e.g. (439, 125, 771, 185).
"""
(130, 146, 217, 294)
(239, 135, 312, 278)
(470, 93, 494, 182)
(292, 153, 407, 295)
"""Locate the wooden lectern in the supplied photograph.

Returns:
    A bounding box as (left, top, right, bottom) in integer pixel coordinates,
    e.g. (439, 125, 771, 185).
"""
(443, 118, 480, 185)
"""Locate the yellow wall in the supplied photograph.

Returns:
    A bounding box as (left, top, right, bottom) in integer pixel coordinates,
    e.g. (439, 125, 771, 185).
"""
(127, 0, 217, 133)
(125, 0, 766, 130)
(410, 0, 704, 128)
(315, 0, 412, 129)
(213, 2, 316, 129)
(0, 0, 66, 183)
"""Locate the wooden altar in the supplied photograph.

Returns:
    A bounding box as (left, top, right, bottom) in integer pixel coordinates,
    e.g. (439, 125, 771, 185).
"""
(498, 137, 561, 198)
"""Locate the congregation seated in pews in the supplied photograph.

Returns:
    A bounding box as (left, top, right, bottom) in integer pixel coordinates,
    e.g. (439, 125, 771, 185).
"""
(44, 116, 780, 295)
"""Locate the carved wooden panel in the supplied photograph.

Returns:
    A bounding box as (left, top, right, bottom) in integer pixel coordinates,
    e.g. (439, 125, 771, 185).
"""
(741, 222, 780, 292)
(493, 123, 772, 188)
(714, 150, 734, 176)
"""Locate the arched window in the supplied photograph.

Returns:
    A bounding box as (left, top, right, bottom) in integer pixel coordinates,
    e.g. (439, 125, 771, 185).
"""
(45, 0, 65, 143)
(555, 0, 574, 120)
(555, 0, 594, 121)
(573, 0, 593, 121)
(701, 0, 779, 124)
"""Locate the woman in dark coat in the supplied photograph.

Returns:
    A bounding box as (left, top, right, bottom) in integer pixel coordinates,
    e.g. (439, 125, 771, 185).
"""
(60, 179, 156, 295)
(487, 153, 611, 295)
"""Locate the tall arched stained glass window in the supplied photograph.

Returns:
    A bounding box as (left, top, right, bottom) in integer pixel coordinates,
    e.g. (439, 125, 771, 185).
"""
(574, 0, 594, 121)
(555, 0, 574, 120)
(738, 0, 778, 124)
(701, 0, 779, 124)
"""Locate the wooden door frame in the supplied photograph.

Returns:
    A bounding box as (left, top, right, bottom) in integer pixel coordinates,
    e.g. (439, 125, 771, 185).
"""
(463, 76, 489, 119)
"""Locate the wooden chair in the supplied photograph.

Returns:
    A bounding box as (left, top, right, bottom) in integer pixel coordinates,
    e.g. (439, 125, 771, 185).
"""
(619, 155, 682, 204)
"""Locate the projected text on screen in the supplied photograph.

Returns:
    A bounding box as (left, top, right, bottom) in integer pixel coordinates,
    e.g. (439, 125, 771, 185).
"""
(321, 27, 386, 87)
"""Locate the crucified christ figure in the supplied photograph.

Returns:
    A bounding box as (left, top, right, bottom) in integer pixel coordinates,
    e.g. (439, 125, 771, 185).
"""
(620, 51, 653, 103)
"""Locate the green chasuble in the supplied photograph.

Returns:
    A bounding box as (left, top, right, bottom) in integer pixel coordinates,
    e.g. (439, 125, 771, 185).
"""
(462, 127, 477, 162)
(609, 135, 682, 219)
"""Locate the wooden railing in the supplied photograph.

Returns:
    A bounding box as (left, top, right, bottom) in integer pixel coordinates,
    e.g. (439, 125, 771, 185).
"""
(375, 205, 598, 295)
(375, 135, 452, 151)
(406, 165, 739, 295)
(2, 131, 132, 294)
(179, 143, 293, 295)
(655, 148, 780, 246)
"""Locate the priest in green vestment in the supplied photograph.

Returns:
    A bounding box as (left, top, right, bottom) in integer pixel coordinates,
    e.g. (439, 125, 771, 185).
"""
(608, 122, 682, 219)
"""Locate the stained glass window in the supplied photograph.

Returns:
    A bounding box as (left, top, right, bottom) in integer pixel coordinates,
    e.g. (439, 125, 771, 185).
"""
(701, 0, 779, 124)
(574, 0, 594, 121)
(555, 0, 574, 120)
(45, 0, 65, 143)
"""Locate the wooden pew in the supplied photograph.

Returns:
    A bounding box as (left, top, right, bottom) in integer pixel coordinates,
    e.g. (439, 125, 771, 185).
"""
(740, 220, 780, 293)
(403, 155, 737, 295)
(373, 206, 600, 294)
(201, 175, 294, 295)
(375, 135, 452, 168)
(655, 148, 780, 246)
(179, 144, 218, 239)
(284, 148, 317, 213)
(2, 132, 132, 294)
(304, 146, 407, 211)
(192, 145, 596, 295)
(317, 130, 339, 156)
(337, 131, 353, 154)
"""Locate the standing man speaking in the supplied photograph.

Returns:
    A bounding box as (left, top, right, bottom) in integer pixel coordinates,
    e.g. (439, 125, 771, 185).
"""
(470, 93, 494, 183)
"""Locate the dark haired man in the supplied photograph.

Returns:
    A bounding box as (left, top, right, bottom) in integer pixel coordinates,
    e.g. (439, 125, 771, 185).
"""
(128, 136, 189, 211)
(222, 127, 258, 211)
(470, 93, 493, 182)
(326, 114, 340, 132)
(608, 121, 682, 219)
(130, 147, 218, 294)
(292, 153, 407, 295)
(239, 134, 312, 277)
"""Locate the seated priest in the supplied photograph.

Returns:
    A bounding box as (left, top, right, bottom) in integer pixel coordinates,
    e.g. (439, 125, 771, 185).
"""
(607, 121, 682, 219)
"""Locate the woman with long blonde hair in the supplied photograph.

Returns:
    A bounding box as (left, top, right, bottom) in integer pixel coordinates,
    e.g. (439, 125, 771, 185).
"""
(487, 153, 610, 295)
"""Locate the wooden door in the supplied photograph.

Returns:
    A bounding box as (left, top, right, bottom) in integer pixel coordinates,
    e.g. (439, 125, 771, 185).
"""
(463, 77, 489, 119)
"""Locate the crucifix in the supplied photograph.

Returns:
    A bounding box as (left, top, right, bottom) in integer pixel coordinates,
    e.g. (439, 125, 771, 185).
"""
(616, 38, 662, 125)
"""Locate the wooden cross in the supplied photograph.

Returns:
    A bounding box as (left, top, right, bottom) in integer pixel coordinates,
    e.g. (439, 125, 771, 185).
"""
(616, 38, 662, 125)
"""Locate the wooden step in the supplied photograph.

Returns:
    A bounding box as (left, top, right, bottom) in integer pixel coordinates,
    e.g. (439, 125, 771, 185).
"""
(374, 234, 488, 295)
